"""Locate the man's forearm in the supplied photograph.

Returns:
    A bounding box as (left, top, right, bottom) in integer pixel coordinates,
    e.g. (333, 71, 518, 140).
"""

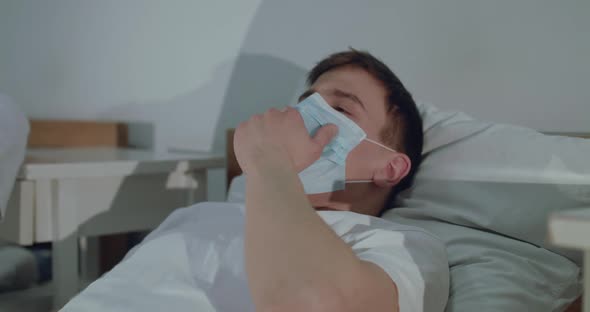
(244, 151, 361, 310)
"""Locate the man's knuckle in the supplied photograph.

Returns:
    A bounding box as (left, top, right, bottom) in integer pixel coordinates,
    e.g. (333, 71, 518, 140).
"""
(265, 108, 279, 118)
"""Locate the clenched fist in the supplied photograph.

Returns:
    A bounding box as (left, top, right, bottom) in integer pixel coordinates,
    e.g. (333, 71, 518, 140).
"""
(233, 107, 337, 174)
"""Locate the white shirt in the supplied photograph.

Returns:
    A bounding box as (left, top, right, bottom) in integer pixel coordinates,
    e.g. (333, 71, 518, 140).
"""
(62, 202, 449, 312)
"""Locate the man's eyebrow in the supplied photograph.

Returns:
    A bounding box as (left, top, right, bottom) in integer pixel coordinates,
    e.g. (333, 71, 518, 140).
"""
(333, 89, 366, 111)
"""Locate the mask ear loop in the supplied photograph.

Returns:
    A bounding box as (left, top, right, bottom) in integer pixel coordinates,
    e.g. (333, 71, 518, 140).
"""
(345, 138, 398, 184)
(364, 138, 397, 153)
(345, 180, 373, 184)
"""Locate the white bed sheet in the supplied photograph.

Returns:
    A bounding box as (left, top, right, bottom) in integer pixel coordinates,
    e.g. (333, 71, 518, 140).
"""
(62, 203, 252, 312)
(61, 201, 449, 312)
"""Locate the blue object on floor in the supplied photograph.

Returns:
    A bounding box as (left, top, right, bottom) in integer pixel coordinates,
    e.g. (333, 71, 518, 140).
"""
(28, 243, 52, 283)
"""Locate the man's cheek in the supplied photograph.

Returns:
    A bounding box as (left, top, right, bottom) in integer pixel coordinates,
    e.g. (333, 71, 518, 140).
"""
(348, 143, 384, 179)
(345, 149, 366, 180)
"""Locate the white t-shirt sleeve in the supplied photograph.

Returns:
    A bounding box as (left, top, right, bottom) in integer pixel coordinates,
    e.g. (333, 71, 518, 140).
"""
(320, 211, 449, 312)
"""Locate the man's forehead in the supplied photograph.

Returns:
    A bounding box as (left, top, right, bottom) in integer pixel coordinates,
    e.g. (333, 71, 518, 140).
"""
(314, 66, 385, 95)
(312, 68, 386, 107)
(312, 66, 364, 86)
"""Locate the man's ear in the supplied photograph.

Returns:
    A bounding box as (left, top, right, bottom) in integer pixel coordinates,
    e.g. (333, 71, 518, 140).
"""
(372, 153, 411, 188)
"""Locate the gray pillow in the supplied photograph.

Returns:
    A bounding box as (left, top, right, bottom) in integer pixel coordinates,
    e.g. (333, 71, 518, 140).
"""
(380, 216, 581, 312)
(383, 102, 588, 311)
(402, 103, 590, 265)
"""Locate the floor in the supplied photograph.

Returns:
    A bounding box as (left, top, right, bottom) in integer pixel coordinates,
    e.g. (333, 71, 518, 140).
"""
(0, 282, 55, 312)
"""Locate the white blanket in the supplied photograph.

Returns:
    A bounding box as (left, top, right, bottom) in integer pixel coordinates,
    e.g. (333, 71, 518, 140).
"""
(62, 202, 449, 312)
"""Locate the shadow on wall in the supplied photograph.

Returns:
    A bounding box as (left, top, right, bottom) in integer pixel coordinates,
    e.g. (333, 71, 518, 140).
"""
(101, 53, 306, 154)
(211, 53, 307, 152)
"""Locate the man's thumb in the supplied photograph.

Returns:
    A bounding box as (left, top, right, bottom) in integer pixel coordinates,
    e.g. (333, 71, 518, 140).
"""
(312, 124, 338, 148)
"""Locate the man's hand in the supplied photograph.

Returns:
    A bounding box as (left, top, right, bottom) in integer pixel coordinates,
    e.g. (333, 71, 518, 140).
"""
(233, 107, 337, 174)
(238, 107, 400, 312)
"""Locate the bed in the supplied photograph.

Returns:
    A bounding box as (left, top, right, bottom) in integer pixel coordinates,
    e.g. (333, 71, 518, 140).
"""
(64, 116, 590, 312)
(225, 129, 588, 312)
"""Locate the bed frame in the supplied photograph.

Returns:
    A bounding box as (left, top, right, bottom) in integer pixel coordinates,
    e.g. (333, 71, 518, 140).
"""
(226, 129, 588, 312)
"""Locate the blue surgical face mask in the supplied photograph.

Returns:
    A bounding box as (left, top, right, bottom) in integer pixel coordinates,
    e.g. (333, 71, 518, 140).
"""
(294, 92, 396, 194)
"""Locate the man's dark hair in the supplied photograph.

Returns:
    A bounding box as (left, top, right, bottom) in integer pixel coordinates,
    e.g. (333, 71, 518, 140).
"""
(307, 49, 423, 212)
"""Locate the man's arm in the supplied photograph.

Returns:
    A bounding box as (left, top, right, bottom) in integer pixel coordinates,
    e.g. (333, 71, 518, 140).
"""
(244, 148, 399, 312)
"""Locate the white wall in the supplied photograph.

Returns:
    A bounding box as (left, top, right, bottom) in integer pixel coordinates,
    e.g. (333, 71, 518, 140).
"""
(1, 0, 588, 200)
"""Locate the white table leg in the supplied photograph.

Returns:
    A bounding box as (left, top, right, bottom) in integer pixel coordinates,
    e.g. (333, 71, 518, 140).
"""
(52, 233, 79, 308)
(51, 179, 80, 309)
(79, 236, 100, 284)
(584, 250, 589, 312)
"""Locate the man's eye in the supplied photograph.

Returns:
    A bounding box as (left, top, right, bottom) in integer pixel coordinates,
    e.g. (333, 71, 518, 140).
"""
(335, 106, 349, 114)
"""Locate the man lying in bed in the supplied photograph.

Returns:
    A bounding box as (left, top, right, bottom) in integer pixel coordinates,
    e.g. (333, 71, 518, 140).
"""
(61, 50, 449, 312)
